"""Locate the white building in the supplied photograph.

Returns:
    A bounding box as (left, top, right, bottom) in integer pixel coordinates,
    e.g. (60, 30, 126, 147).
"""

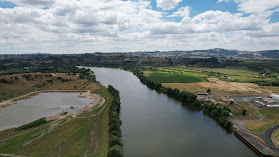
(270, 94, 279, 100)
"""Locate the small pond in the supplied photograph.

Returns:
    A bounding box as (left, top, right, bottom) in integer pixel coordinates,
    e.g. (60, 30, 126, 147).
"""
(0, 92, 93, 131)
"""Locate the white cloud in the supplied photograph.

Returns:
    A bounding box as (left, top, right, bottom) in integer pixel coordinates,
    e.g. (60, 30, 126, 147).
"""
(156, 0, 182, 10)
(0, 0, 279, 54)
(218, 0, 279, 14)
(168, 6, 190, 17)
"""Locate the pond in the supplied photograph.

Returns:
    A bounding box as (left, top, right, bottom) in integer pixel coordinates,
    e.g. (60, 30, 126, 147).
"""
(0, 92, 93, 131)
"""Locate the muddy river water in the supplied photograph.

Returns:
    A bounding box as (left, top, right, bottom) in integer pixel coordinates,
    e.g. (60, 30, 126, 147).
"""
(90, 67, 258, 157)
(0, 92, 92, 131)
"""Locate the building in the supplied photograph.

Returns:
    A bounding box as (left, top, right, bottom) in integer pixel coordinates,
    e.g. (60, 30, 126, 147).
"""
(197, 93, 208, 96)
(270, 94, 279, 100)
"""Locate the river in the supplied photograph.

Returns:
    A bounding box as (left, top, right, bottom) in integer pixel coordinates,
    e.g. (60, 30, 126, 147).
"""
(89, 67, 258, 157)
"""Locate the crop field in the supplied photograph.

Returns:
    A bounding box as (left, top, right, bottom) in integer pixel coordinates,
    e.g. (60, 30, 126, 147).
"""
(148, 66, 270, 83)
(0, 88, 111, 156)
(146, 72, 204, 83)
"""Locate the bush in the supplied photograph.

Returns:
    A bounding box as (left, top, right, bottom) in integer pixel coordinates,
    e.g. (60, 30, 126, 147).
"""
(16, 117, 47, 130)
(242, 109, 246, 115)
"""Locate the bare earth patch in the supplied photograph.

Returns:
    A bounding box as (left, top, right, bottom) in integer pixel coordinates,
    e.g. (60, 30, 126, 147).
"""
(163, 78, 273, 96)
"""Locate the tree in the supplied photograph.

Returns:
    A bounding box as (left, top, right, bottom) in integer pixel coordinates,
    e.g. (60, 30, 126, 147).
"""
(242, 109, 246, 115)
(107, 145, 123, 157)
(109, 135, 123, 147)
(110, 130, 121, 138)
(225, 121, 233, 129)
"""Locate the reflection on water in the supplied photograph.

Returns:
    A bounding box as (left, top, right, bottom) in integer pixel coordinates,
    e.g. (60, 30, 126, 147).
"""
(0, 92, 93, 131)
(89, 67, 257, 157)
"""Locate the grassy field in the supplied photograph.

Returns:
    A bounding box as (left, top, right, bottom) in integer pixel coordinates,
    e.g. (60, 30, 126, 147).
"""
(151, 66, 277, 83)
(245, 108, 279, 133)
(146, 72, 204, 83)
(0, 88, 111, 156)
(0, 72, 111, 156)
(272, 129, 279, 148)
(231, 103, 261, 122)
(0, 73, 103, 101)
(163, 77, 272, 96)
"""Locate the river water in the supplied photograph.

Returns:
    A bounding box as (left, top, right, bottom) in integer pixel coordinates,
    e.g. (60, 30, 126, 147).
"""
(0, 92, 92, 131)
(90, 67, 258, 157)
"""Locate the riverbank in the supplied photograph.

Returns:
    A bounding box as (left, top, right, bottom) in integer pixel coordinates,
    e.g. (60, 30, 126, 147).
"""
(235, 130, 277, 156)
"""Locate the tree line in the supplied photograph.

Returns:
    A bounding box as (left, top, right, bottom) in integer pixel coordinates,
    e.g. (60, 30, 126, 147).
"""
(131, 70, 233, 130)
(107, 85, 123, 157)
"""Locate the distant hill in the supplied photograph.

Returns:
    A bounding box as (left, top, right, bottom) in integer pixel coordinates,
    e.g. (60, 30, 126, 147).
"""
(133, 48, 279, 59)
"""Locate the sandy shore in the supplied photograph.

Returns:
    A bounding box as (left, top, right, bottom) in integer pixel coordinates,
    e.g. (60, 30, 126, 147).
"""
(46, 91, 105, 121)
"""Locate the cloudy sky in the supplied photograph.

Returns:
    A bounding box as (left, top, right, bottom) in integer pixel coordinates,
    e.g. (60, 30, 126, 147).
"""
(0, 0, 279, 54)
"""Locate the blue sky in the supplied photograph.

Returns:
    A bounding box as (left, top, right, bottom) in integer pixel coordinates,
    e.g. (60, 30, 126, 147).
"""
(0, 0, 279, 53)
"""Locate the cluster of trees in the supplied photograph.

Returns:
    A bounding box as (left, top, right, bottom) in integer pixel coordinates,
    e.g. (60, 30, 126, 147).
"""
(16, 117, 47, 130)
(203, 103, 233, 129)
(132, 70, 197, 104)
(132, 69, 234, 130)
(107, 85, 123, 157)
(251, 79, 279, 86)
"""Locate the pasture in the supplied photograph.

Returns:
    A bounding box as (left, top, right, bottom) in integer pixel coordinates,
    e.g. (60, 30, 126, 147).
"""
(146, 72, 204, 83)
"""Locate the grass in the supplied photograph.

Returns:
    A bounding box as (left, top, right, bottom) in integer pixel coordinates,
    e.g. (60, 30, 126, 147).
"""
(163, 83, 203, 93)
(0, 73, 103, 101)
(0, 72, 111, 157)
(148, 66, 269, 83)
(0, 88, 112, 156)
(146, 72, 204, 83)
(245, 107, 279, 133)
(231, 103, 260, 122)
(272, 129, 279, 148)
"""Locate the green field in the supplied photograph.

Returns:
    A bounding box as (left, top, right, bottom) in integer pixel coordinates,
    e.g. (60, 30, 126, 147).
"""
(146, 72, 204, 83)
(0, 89, 112, 157)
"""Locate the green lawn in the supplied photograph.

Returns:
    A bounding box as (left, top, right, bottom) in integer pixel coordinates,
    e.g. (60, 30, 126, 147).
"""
(146, 72, 204, 83)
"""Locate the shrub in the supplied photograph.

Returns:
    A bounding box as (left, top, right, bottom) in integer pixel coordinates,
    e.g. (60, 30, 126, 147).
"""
(242, 109, 246, 115)
(16, 117, 47, 130)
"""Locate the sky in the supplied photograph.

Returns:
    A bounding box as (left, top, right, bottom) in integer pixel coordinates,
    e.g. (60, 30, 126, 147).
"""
(0, 0, 279, 54)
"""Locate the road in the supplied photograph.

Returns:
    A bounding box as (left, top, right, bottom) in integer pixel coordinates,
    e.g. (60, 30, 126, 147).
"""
(258, 125, 279, 154)
(232, 96, 279, 155)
